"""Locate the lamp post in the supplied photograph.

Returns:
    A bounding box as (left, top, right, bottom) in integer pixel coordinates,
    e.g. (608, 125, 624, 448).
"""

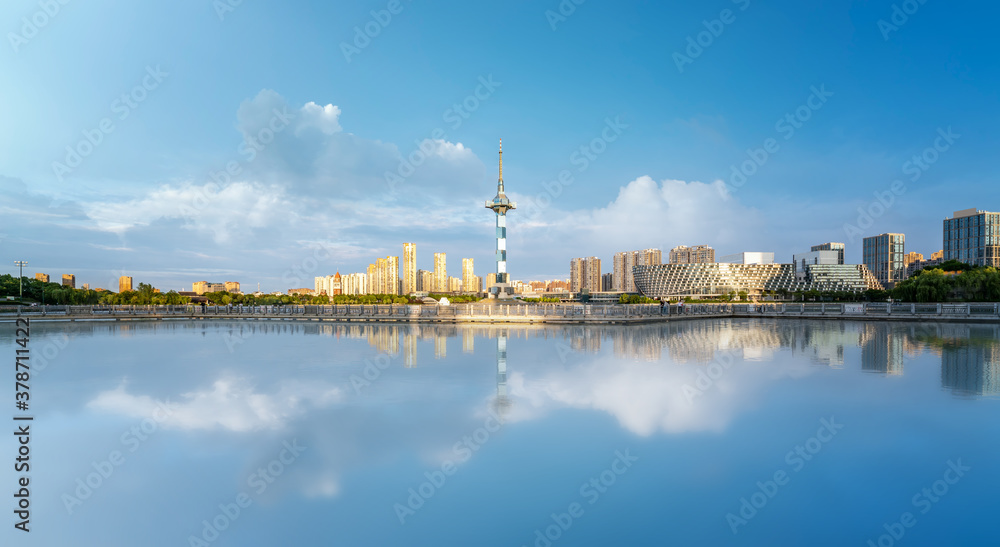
(14, 261, 27, 302)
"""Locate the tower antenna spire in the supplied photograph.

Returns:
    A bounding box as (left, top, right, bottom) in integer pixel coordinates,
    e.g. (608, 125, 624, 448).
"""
(498, 138, 503, 192)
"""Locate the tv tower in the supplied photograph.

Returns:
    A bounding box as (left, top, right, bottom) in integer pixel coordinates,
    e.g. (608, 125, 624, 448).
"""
(485, 139, 516, 298)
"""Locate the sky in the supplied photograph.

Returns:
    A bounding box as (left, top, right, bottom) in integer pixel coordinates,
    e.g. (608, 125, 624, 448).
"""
(1, 0, 997, 292)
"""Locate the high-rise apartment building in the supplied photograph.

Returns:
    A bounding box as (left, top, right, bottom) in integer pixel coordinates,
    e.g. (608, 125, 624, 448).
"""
(863, 233, 905, 288)
(930, 250, 944, 261)
(810, 242, 845, 264)
(462, 258, 477, 293)
(570, 257, 601, 292)
(35, 273, 49, 283)
(403, 243, 417, 294)
(62, 274, 75, 288)
(448, 276, 463, 292)
(434, 253, 447, 292)
(417, 269, 432, 292)
(341, 273, 367, 295)
(613, 248, 662, 292)
(669, 245, 715, 264)
(224, 281, 241, 293)
(943, 208, 1000, 267)
(387, 256, 399, 295)
(602, 273, 613, 291)
(119, 276, 133, 293)
(366, 256, 399, 295)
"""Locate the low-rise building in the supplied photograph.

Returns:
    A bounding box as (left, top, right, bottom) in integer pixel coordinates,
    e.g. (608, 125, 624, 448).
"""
(810, 242, 845, 264)
(633, 263, 883, 299)
(718, 252, 775, 265)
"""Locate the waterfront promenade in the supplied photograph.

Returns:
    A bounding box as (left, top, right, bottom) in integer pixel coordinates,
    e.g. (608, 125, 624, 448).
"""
(2, 302, 999, 324)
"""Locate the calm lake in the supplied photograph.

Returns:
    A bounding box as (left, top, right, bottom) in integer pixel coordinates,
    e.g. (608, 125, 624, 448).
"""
(2, 318, 998, 546)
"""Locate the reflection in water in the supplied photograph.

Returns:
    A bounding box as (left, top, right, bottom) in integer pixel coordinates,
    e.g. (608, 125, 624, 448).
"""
(434, 333, 447, 359)
(494, 332, 511, 419)
(924, 325, 1000, 396)
(463, 329, 475, 354)
(860, 324, 905, 375)
(12, 319, 1000, 399)
(403, 328, 417, 368)
(8, 319, 1000, 546)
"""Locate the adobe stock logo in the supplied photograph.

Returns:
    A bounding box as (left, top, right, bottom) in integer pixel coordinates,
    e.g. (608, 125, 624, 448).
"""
(842, 127, 959, 243)
(672, 0, 751, 73)
(725, 85, 833, 196)
(51, 65, 169, 182)
(7, 0, 72, 53)
(878, 0, 930, 41)
(340, 0, 412, 63)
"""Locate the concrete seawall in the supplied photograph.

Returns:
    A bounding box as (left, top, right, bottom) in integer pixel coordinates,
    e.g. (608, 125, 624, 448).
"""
(2, 302, 998, 325)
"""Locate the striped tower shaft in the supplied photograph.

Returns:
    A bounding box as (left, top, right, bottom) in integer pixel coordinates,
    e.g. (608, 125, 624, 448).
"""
(496, 212, 506, 283)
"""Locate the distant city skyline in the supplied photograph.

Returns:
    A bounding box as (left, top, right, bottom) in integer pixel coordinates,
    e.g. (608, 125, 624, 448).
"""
(19, 205, 993, 295)
(3, 2, 999, 292)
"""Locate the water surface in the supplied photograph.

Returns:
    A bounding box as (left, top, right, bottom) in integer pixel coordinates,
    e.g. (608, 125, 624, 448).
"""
(1, 318, 997, 546)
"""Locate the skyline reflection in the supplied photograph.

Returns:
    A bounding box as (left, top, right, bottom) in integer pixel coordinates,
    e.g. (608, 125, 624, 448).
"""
(2, 318, 997, 546)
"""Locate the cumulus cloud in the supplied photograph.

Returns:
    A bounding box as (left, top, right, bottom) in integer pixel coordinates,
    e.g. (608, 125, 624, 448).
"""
(512, 176, 767, 273)
(298, 101, 343, 135)
(229, 89, 484, 200)
(87, 377, 342, 432)
(506, 348, 812, 436)
(83, 181, 290, 244)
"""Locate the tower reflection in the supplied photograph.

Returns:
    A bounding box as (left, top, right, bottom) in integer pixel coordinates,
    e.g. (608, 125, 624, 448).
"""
(494, 330, 511, 419)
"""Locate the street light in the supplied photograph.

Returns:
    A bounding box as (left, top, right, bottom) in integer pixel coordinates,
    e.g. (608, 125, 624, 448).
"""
(14, 261, 27, 302)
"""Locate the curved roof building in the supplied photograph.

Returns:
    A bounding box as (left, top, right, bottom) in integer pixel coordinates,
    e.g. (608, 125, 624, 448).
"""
(633, 263, 882, 299)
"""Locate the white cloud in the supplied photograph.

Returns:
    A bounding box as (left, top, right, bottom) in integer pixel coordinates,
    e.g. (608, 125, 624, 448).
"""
(87, 377, 342, 432)
(506, 350, 812, 436)
(83, 181, 290, 244)
(298, 102, 343, 135)
(512, 176, 767, 271)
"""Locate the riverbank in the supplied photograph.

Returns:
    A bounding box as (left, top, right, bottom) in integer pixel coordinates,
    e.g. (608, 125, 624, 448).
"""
(2, 302, 998, 325)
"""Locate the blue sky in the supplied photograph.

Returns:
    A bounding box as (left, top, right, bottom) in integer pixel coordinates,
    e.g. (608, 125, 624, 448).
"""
(1, 0, 997, 291)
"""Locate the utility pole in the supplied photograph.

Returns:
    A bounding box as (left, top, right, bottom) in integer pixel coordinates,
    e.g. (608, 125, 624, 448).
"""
(14, 261, 27, 302)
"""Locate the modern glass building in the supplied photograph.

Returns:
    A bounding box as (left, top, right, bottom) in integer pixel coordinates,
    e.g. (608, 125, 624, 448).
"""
(632, 263, 882, 299)
(943, 208, 1000, 267)
(718, 252, 775, 264)
(863, 233, 905, 288)
(810, 242, 845, 264)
